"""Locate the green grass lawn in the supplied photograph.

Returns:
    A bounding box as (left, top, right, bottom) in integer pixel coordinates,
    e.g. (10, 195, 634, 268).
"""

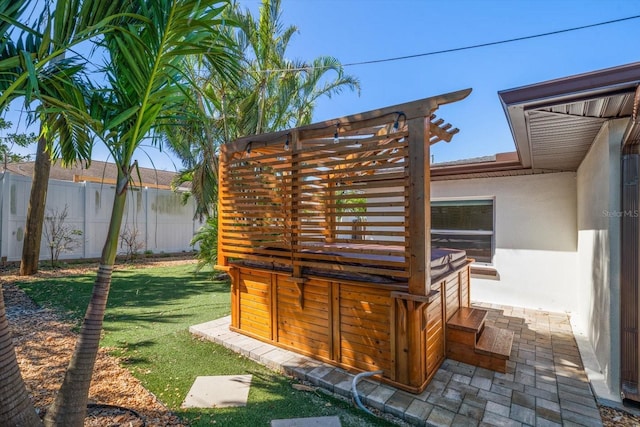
(16, 263, 394, 426)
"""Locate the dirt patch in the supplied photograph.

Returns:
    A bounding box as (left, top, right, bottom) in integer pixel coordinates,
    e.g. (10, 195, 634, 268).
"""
(2, 260, 196, 426)
(600, 405, 640, 427)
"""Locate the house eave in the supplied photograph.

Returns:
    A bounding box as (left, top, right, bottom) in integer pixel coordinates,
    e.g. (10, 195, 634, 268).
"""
(499, 62, 640, 170)
(431, 152, 525, 178)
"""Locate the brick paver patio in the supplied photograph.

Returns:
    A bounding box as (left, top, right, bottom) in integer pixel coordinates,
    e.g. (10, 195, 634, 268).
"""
(190, 303, 602, 426)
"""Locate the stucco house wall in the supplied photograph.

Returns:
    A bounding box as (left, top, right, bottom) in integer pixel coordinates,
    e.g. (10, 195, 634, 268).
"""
(432, 172, 579, 314)
(575, 119, 626, 396)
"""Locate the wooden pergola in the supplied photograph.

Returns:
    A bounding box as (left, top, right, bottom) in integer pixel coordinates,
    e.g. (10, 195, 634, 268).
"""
(216, 88, 512, 392)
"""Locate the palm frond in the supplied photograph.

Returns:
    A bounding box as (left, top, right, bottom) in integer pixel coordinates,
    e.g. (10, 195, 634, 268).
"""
(96, 0, 239, 173)
(164, 0, 359, 219)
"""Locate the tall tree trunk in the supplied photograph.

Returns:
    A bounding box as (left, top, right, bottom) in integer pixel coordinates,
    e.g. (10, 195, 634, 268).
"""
(0, 285, 43, 426)
(43, 171, 128, 427)
(20, 133, 51, 276)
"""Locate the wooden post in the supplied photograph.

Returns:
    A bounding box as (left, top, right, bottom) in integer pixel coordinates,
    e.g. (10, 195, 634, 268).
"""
(270, 273, 277, 341)
(325, 180, 336, 243)
(393, 115, 433, 391)
(330, 282, 341, 361)
(290, 131, 304, 278)
(217, 145, 228, 268)
(392, 292, 432, 390)
(394, 298, 409, 384)
(230, 267, 239, 328)
(407, 116, 431, 296)
(408, 301, 424, 385)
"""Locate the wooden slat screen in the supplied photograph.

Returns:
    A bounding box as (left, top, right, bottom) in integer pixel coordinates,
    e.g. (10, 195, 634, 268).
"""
(220, 123, 411, 278)
(220, 148, 293, 265)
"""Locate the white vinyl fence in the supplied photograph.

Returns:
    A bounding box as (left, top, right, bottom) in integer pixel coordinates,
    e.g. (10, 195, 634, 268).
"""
(0, 171, 202, 262)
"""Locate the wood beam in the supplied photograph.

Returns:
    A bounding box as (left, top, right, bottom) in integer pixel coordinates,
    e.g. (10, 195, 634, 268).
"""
(226, 89, 472, 154)
(407, 116, 431, 296)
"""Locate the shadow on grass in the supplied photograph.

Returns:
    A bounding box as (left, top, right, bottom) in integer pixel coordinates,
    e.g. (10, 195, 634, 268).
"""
(103, 311, 191, 331)
(107, 269, 229, 310)
(16, 265, 229, 318)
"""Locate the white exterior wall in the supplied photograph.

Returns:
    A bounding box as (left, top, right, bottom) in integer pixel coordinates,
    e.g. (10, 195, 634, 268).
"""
(0, 172, 200, 262)
(575, 119, 625, 396)
(432, 172, 579, 314)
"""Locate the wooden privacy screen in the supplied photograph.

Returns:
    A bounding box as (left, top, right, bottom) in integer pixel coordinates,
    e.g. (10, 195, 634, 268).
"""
(220, 119, 411, 278)
(218, 90, 475, 394)
(219, 89, 474, 292)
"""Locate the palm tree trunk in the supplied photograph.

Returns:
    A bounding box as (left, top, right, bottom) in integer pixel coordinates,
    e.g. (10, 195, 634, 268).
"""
(20, 133, 51, 276)
(44, 172, 128, 427)
(0, 285, 43, 426)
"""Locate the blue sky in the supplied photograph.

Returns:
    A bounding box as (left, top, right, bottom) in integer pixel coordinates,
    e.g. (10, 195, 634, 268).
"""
(268, 0, 640, 166)
(6, 0, 640, 170)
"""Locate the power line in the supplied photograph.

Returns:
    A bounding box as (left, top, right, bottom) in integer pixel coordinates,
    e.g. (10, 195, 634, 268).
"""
(264, 14, 640, 73)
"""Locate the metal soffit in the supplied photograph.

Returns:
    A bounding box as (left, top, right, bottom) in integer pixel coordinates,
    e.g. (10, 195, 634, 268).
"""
(523, 91, 636, 170)
(500, 63, 640, 171)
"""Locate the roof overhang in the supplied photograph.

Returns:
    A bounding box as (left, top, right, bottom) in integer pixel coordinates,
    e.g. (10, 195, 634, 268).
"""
(499, 62, 640, 170)
(431, 151, 522, 177)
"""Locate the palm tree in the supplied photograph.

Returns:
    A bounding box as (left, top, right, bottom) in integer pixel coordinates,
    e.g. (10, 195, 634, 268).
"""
(163, 57, 226, 220)
(0, 290, 43, 425)
(0, 2, 62, 423)
(0, 0, 133, 423)
(11, 0, 126, 276)
(19, 59, 95, 276)
(0, 1, 50, 423)
(167, 0, 360, 219)
(43, 1, 239, 425)
(1, 0, 238, 424)
(228, 0, 359, 135)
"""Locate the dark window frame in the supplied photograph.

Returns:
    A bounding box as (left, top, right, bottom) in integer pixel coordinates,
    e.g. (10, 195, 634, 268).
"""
(431, 198, 495, 265)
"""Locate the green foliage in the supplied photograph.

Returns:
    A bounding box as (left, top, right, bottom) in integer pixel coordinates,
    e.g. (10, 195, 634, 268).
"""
(93, 0, 240, 179)
(335, 189, 366, 214)
(225, 0, 360, 136)
(191, 216, 218, 273)
(16, 264, 390, 426)
(0, 0, 129, 167)
(0, 116, 36, 162)
(1, 1, 241, 424)
(165, 0, 360, 219)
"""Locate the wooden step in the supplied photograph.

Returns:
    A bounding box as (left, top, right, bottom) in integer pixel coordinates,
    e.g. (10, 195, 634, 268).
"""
(445, 309, 514, 374)
(446, 307, 487, 333)
(476, 325, 514, 360)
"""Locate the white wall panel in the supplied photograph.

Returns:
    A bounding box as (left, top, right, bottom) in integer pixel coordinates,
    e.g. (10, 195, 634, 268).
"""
(0, 173, 199, 262)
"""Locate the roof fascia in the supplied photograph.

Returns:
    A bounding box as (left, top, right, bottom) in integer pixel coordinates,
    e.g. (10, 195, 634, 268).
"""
(431, 155, 523, 177)
(498, 62, 640, 168)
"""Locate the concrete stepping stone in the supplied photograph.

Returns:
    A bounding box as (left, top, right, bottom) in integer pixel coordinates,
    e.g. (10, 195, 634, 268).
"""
(271, 416, 341, 427)
(181, 375, 252, 408)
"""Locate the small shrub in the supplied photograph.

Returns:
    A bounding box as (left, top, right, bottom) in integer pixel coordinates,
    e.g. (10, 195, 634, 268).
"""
(191, 216, 217, 273)
(43, 205, 83, 268)
(120, 226, 145, 262)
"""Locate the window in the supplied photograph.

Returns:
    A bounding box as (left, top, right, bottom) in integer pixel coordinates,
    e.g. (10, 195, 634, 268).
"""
(431, 199, 494, 264)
